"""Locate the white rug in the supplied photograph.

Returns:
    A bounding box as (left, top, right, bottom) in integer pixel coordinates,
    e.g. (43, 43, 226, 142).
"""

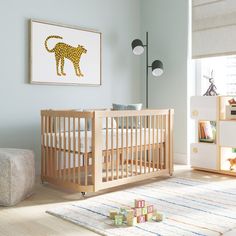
(47, 177, 236, 236)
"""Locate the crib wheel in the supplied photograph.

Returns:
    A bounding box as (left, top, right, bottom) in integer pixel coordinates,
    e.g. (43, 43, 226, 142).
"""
(81, 192, 86, 197)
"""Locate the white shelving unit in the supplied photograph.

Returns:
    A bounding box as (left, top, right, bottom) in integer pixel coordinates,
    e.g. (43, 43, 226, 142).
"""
(190, 96, 236, 176)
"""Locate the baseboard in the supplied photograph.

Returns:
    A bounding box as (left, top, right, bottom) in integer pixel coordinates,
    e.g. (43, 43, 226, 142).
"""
(174, 152, 188, 165)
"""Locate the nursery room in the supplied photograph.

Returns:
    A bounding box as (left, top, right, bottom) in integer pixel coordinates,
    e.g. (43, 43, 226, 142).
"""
(0, 0, 235, 235)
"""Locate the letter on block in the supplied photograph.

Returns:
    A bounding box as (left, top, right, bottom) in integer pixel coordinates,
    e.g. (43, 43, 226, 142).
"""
(114, 214, 123, 225)
(127, 216, 137, 226)
(135, 199, 145, 208)
(137, 215, 146, 223)
(109, 210, 118, 220)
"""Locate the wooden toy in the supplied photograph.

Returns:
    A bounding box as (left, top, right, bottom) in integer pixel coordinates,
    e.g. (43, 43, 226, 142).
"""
(227, 158, 236, 170)
(132, 207, 137, 217)
(141, 206, 147, 215)
(135, 199, 145, 208)
(109, 210, 118, 220)
(145, 213, 153, 222)
(127, 217, 137, 226)
(136, 208, 142, 217)
(114, 214, 123, 225)
(147, 205, 154, 214)
(125, 209, 134, 219)
(137, 215, 146, 223)
(153, 212, 165, 222)
(109, 200, 164, 227)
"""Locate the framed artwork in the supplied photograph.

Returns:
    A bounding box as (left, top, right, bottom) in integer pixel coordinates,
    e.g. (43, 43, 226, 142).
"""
(30, 19, 101, 86)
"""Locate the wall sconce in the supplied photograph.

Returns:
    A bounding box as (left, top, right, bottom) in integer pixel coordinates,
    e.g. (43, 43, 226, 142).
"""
(131, 32, 164, 108)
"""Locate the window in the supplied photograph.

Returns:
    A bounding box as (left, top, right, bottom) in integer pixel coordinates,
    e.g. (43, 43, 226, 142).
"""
(196, 55, 236, 96)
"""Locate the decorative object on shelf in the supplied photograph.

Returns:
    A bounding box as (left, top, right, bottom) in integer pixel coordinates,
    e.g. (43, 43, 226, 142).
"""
(228, 98, 236, 105)
(203, 70, 219, 96)
(30, 19, 101, 85)
(131, 32, 164, 108)
(227, 157, 236, 170)
(198, 121, 216, 143)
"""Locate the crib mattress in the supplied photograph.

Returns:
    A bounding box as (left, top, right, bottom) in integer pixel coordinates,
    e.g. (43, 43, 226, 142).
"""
(43, 128, 165, 153)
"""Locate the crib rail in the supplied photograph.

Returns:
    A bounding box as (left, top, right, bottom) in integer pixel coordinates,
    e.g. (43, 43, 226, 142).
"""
(93, 109, 174, 191)
(41, 110, 94, 192)
(41, 109, 174, 192)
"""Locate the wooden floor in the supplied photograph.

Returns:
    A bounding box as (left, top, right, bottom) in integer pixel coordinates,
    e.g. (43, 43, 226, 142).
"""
(0, 165, 235, 236)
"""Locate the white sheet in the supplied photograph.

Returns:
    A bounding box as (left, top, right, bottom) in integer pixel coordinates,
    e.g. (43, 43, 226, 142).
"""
(43, 128, 165, 153)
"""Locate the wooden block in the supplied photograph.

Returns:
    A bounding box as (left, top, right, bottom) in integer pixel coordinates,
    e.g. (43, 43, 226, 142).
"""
(120, 207, 130, 214)
(145, 213, 153, 222)
(109, 210, 118, 220)
(135, 199, 145, 208)
(114, 214, 123, 225)
(127, 217, 137, 226)
(137, 215, 146, 223)
(147, 205, 154, 214)
(132, 208, 137, 217)
(141, 207, 147, 215)
(136, 208, 142, 217)
(153, 212, 165, 222)
(125, 209, 134, 219)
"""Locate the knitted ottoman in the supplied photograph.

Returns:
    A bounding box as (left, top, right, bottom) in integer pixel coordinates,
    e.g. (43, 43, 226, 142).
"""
(0, 149, 35, 206)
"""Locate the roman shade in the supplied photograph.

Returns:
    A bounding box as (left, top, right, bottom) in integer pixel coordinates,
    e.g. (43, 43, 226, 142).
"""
(192, 0, 236, 58)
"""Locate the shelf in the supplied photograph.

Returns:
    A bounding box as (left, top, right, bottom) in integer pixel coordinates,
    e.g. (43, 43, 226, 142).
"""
(219, 96, 236, 120)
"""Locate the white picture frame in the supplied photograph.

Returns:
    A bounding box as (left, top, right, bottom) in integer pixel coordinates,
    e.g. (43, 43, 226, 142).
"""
(30, 19, 101, 86)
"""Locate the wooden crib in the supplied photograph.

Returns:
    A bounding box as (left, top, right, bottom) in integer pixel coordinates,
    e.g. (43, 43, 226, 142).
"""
(41, 109, 174, 194)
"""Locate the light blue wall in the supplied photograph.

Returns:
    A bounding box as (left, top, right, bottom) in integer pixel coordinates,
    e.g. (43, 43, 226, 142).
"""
(0, 0, 142, 173)
(0, 0, 189, 174)
(140, 0, 189, 163)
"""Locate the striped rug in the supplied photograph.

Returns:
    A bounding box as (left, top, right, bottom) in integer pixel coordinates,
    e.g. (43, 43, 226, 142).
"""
(47, 177, 236, 236)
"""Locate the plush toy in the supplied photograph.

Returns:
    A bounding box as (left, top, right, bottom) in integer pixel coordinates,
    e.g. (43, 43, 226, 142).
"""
(227, 158, 236, 170)
(228, 98, 236, 105)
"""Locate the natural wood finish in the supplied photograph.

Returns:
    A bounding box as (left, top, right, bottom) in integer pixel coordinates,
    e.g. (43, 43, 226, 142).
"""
(41, 109, 174, 193)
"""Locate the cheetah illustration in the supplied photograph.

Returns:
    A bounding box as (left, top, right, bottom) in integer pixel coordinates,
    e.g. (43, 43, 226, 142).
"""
(45, 35, 87, 77)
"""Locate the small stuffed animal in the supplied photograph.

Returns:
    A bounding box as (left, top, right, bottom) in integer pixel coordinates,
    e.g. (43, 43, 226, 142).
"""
(228, 98, 236, 105)
(227, 158, 236, 170)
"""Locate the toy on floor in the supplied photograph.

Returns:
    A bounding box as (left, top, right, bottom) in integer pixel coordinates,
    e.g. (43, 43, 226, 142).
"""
(227, 158, 236, 170)
(109, 199, 165, 226)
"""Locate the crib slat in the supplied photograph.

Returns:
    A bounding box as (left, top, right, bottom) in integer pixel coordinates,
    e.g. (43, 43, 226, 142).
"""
(106, 117, 108, 182)
(160, 115, 163, 169)
(165, 114, 169, 170)
(54, 116, 58, 179)
(144, 116, 147, 174)
(41, 116, 45, 178)
(45, 116, 49, 177)
(156, 115, 159, 170)
(50, 117, 53, 178)
(77, 118, 81, 185)
(63, 117, 66, 181)
(111, 118, 114, 181)
(121, 117, 124, 178)
(148, 116, 151, 173)
(85, 118, 88, 186)
(68, 117, 71, 181)
(135, 117, 138, 175)
(152, 115, 155, 172)
(58, 117, 62, 179)
(140, 116, 142, 174)
(116, 117, 119, 179)
(130, 117, 133, 176)
(73, 117, 76, 183)
(126, 117, 128, 177)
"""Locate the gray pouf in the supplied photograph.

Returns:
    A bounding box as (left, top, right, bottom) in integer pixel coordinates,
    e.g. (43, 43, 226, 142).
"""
(0, 148, 35, 206)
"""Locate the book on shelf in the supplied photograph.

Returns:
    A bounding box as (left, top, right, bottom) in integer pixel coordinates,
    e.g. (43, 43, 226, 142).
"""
(198, 121, 216, 143)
